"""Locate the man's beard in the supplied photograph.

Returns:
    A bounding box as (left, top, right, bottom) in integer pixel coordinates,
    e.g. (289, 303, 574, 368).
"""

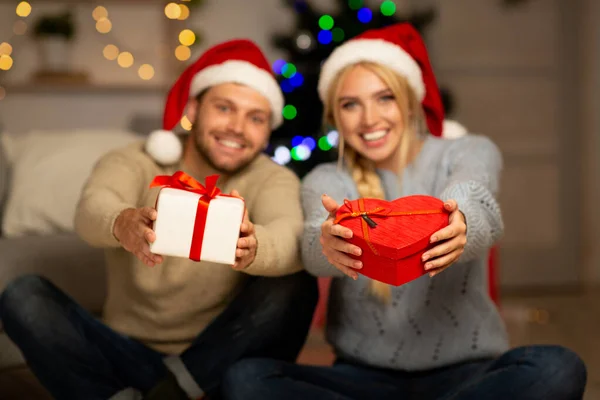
(193, 126, 256, 175)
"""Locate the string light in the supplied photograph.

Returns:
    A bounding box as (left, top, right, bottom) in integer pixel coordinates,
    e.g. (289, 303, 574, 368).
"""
(272, 59, 286, 74)
(92, 6, 108, 21)
(327, 130, 339, 147)
(92, 2, 198, 81)
(96, 18, 112, 34)
(138, 64, 155, 80)
(348, 0, 363, 10)
(1, 3, 34, 102)
(272, 146, 292, 165)
(175, 45, 191, 61)
(177, 4, 190, 20)
(280, 80, 293, 93)
(296, 33, 312, 50)
(275, 61, 305, 94)
(332, 27, 345, 42)
(181, 115, 192, 131)
(293, 0, 308, 12)
(0, 43, 12, 56)
(291, 136, 304, 147)
(318, 15, 334, 30)
(289, 72, 304, 87)
(291, 144, 311, 161)
(281, 63, 297, 78)
(117, 51, 134, 68)
(282, 105, 297, 120)
(302, 137, 316, 151)
(380, 1, 396, 16)
(102, 44, 119, 60)
(164, 3, 181, 19)
(15, 1, 31, 18)
(93, 8, 142, 77)
(318, 30, 333, 45)
(179, 29, 196, 46)
(13, 20, 27, 35)
(271, 132, 337, 165)
(0, 55, 14, 71)
(357, 7, 373, 23)
(318, 136, 332, 151)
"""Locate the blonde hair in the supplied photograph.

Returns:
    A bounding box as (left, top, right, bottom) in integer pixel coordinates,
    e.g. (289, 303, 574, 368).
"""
(323, 62, 426, 303)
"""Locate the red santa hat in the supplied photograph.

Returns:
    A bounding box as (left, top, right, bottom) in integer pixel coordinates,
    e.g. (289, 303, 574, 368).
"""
(318, 23, 456, 138)
(145, 39, 284, 165)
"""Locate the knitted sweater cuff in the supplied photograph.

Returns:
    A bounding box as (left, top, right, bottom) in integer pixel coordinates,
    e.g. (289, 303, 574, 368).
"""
(440, 181, 502, 261)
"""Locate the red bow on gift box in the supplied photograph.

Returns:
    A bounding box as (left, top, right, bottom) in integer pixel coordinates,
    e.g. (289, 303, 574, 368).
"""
(149, 171, 227, 261)
(150, 171, 221, 199)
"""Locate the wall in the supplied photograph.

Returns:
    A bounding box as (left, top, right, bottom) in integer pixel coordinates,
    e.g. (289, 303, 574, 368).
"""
(0, 1, 171, 133)
(425, 0, 585, 289)
(580, 0, 600, 284)
(0, 0, 299, 133)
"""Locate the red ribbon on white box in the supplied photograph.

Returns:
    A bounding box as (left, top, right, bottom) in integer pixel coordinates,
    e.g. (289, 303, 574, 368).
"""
(150, 171, 229, 261)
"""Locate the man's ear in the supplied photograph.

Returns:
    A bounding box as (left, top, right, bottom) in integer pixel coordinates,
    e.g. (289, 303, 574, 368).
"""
(186, 98, 199, 124)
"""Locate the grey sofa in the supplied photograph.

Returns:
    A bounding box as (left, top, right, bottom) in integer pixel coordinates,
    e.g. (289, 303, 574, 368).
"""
(0, 135, 109, 399)
(0, 114, 165, 398)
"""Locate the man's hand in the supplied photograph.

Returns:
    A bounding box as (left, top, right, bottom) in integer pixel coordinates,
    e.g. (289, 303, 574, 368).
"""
(320, 194, 363, 280)
(113, 207, 164, 267)
(230, 190, 257, 271)
(422, 199, 467, 277)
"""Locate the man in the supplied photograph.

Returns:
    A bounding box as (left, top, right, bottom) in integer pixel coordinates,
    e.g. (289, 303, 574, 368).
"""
(0, 39, 317, 400)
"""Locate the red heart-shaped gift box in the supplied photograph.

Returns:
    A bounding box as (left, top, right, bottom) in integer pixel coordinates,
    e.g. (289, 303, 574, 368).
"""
(334, 195, 450, 286)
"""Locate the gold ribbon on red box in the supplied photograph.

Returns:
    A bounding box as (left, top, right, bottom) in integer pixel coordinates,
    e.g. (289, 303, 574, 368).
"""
(334, 198, 444, 256)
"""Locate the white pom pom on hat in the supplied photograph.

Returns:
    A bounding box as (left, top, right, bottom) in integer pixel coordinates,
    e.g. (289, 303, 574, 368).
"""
(145, 39, 284, 165)
(442, 119, 468, 139)
(145, 130, 183, 166)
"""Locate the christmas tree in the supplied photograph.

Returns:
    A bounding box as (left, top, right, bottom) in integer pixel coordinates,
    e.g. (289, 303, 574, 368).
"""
(266, 0, 437, 178)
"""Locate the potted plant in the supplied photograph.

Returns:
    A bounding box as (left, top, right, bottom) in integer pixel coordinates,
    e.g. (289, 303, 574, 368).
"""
(32, 11, 75, 72)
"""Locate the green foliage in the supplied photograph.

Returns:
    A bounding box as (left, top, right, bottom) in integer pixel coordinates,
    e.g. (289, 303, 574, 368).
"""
(33, 11, 75, 40)
(184, 0, 206, 9)
(272, 0, 436, 71)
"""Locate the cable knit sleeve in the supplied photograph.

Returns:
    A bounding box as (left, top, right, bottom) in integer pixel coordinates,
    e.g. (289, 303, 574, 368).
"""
(74, 146, 148, 248)
(439, 135, 504, 261)
(301, 164, 349, 278)
(243, 166, 304, 277)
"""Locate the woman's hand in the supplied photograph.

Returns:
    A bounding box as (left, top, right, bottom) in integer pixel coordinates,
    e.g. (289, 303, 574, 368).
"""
(320, 195, 363, 280)
(422, 199, 467, 277)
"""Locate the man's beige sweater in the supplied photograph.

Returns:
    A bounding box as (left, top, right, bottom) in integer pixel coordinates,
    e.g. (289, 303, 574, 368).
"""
(74, 140, 304, 355)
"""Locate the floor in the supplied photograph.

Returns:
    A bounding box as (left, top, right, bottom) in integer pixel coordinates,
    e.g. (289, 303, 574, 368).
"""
(500, 290, 600, 399)
(298, 289, 600, 399)
(1, 290, 598, 399)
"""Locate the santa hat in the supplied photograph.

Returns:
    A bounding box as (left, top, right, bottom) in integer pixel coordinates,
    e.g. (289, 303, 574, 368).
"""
(318, 23, 446, 137)
(145, 39, 284, 165)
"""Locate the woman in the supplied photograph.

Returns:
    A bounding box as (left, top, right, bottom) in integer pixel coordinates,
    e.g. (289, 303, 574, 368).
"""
(221, 23, 586, 400)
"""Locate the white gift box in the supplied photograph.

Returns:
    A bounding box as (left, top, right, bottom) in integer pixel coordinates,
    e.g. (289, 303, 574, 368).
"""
(149, 188, 245, 265)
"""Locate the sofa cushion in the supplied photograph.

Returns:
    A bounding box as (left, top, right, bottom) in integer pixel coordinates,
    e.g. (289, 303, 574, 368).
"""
(0, 233, 106, 314)
(0, 134, 9, 235)
(1, 129, 140, 237)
